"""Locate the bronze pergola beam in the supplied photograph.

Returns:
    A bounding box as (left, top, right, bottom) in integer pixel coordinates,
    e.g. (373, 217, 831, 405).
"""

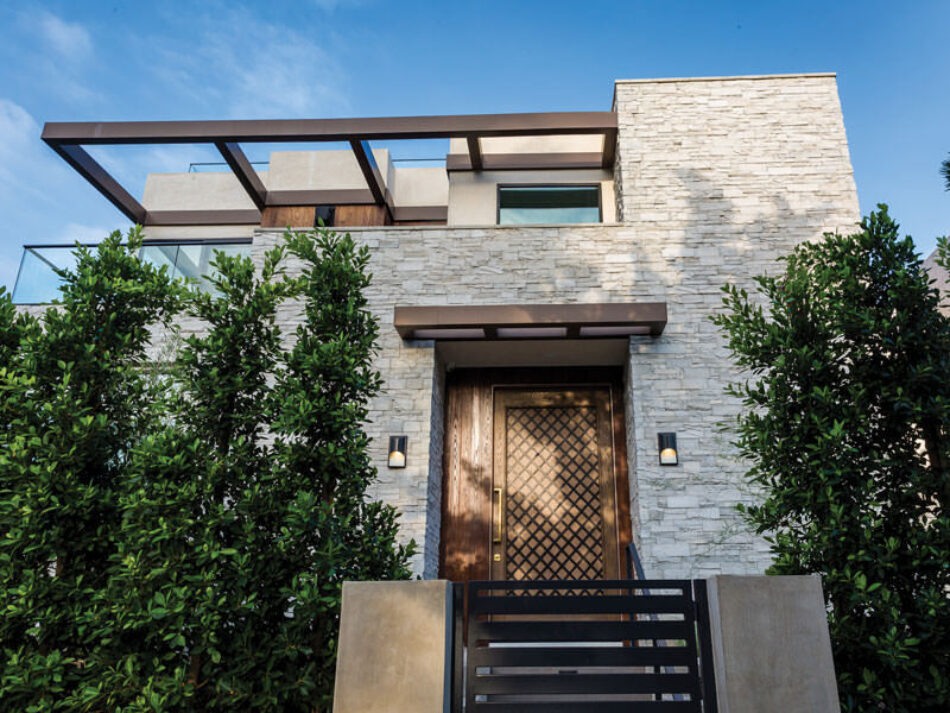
(394, 302, 667, 340)
(466, 136, 483, 171)
(215, 141, 267, 210)
(49, 143, 147, 223)
(349, 140, 387, 206)
(41, 112, 617, 144)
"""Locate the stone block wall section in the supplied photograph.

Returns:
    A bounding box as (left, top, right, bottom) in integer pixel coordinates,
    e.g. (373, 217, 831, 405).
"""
(613, 74, 859, 577)
(252, 224, 660, 576)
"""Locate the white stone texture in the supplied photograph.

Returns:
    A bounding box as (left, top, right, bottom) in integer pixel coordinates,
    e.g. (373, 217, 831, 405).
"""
(613, 74, 859, 577)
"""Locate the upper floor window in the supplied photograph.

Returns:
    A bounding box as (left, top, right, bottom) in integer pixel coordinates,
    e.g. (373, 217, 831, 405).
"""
(497, 185, 601, 225)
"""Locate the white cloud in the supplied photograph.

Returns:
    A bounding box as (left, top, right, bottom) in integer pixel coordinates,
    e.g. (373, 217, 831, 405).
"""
(36, 11, 93, 61)
(0, 99, 49, 198)
(309, 0, 368, 12)
(0, 100, 42, 289)
(8, 10, 99, 105)
(0, 99, 121, 291)
(55, 222, 122, 245)
(150, 11, 350, 119)
(0, 98, 38, 157)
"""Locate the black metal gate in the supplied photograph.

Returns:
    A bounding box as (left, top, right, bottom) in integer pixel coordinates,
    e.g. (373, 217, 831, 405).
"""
(451, 579, 717, 713)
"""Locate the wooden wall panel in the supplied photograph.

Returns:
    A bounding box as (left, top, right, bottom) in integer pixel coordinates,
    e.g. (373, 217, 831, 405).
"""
(260, 205, 316, 228)
(440, 371, 493, 583)
(610, 384, 634, 577)
(334, 204, 391, 227)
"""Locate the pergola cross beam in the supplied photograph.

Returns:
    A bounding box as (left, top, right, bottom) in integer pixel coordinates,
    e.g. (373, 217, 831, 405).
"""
(467, 136, 483, 171)
(349, 139, 387, 206)
(50, 144, 147, 223)
(215, 141, 267, 210)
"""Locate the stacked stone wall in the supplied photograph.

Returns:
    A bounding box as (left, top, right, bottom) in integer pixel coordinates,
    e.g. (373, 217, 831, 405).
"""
(613, 74, 858, 576)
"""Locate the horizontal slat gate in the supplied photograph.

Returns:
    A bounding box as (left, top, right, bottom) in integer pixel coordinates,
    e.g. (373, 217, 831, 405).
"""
(458, 579, 716, 713)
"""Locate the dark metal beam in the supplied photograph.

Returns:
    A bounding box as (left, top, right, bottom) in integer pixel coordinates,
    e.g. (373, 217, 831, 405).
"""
(602, 129, 617, 169)
(215, 141, 267, 210)
(49, 144, 147, 223)
(266, 188, 374, 206)
(394, 302, 668, 340)
(446, 152, 605, 172)
(143, 209, 260, 226)
(349, 140, 386, 206)
(41, 111, 618, 145)
(466, 136, 483, 171)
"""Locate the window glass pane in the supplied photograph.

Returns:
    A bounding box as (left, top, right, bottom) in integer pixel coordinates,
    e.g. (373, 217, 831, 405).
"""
(11, 246, 79, 304)
(173, 244, 210, 284)
(202, 244, 251, 290)
(140, 244, 180, 277)
(498, 186, 600, 225)
(142, 242, 251, 291)
(12, 241, 253, 304)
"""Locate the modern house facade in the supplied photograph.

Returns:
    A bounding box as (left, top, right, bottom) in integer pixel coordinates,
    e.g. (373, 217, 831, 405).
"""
(15, 73, 860, 584)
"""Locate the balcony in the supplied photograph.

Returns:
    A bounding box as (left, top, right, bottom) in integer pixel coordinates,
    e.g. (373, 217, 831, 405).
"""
(11, 239, 251, 305)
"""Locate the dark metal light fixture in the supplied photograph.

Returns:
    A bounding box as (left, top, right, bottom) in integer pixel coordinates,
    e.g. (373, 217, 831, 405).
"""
(658, 432, 678, 466)
(388, 435, 408, 468)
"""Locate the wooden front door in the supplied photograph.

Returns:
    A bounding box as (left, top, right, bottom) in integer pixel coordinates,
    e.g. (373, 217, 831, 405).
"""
(441, 368, 631, 583)
(490, 389, 620, 581)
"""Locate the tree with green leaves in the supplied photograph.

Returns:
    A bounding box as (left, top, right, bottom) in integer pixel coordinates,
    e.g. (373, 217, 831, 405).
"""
(714, 205, 950, 712)
(0, 226, 414, 712)
(0, 229, 184, 709)
(941, 154, 950, 191)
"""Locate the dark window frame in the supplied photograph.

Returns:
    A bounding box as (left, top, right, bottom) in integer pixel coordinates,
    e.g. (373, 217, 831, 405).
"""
(496, 183, 603, 226)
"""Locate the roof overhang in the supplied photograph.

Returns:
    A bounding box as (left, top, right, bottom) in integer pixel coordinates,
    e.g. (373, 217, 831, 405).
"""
(394, 303, 666, 341)
(41, 112, 618, 227)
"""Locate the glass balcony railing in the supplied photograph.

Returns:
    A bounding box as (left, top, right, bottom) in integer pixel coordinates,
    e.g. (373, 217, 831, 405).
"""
(11, 240, 252, 305)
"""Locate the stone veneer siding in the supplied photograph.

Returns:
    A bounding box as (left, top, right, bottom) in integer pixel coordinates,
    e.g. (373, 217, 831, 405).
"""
(613, 73, 858, 577)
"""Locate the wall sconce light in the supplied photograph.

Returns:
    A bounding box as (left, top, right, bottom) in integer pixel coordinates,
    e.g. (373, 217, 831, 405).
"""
(388, 435, 408, 468)
(658, 432, 678, 466)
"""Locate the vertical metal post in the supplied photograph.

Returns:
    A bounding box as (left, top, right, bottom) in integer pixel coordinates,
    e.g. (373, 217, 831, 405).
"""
(450, 582, 465, 713)
(693, 579, 719, 713)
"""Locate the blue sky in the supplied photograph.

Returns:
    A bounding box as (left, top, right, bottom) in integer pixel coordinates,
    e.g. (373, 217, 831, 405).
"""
(1, 0, 948, 290)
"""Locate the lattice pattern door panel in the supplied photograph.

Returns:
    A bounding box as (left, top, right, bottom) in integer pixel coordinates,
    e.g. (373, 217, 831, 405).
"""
(504, 405, 605, 581)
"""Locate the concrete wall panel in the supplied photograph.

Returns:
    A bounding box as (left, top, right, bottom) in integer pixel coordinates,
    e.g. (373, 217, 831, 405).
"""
(333, 580, 451, 713)
(707, 575, 839, 713)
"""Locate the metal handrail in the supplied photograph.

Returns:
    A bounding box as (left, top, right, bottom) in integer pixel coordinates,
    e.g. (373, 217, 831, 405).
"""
(11, 239, 253, 305)
(186, 157, 446, 172)
(20, 237, 253, 250)
(189, 160, 268, 172)
(626, 540, 646, 581)
(627, 541, 686, 703)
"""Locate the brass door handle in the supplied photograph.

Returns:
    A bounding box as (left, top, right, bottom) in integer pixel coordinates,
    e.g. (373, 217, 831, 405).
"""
(493, 487, 504, 543)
